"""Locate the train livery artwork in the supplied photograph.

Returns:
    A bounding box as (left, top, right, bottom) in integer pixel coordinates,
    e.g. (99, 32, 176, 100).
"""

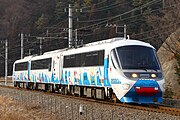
(12, 37, 165, 104)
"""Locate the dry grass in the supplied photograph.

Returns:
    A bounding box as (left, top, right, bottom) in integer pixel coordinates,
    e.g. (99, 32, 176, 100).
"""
(0, 96, 61, 120)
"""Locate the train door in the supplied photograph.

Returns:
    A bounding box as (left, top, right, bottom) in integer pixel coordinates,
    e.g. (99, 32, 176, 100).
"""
(53, 54, 61, 83)
(28, 60, 31, 81)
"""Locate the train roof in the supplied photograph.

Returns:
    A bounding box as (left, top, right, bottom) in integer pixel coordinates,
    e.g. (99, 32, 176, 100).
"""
(84, 37, 153, 48)
(43, 37, 154, 54)
(14, 55, 34, 64)
(61, 37, 154, 55)
(30, 53, 54, 61)
(14, 37, 155, 62)
(43, 48, 68, 55)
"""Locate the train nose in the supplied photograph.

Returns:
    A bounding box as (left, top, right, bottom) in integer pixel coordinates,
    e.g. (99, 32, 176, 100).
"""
(134, 86, 159, 96)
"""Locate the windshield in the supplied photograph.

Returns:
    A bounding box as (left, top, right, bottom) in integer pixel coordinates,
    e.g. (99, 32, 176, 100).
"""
(111, 45, 160, 70)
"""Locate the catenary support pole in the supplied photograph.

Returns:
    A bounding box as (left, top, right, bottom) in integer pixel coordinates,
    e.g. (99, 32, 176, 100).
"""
(5, 39, 8, 85)
(40, 38, 42, 55)
(75, 29, 78, 48)
(21, 33, 24, 59)
(69, 4, 73, 48)
(124, 24, 126, 39)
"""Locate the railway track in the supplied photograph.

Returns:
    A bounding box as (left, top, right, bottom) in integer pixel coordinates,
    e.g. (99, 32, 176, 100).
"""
(0, 84, 179, 117)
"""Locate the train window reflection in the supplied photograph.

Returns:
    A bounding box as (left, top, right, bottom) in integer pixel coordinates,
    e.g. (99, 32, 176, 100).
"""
(63, 50, 104, 68)
(112, 46, 160, 70)
(15, 62, 28, 71)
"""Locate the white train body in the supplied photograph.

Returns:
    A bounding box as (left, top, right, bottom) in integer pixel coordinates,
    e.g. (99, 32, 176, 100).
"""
(12, 37, 165, 103)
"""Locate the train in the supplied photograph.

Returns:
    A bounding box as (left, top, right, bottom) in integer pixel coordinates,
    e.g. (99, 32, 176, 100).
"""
(12, 37, 165, 104)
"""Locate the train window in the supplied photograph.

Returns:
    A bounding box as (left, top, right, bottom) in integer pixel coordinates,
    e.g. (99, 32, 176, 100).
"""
(63, 50, 104, 68)
(81, 53, 85, 66)
(114, 46, 160, 70)
(15, 62, 28, 71)
(85, 51, 99, 66)
(75, 54, 81, 67)
(85, 52, 92, 66)
(98, 51, 104, 66)
(64, 56, 70, 67)
(31, 58, 52, 71)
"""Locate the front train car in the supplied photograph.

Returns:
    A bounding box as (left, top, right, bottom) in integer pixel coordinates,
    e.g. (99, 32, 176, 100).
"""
(109, 39, 165, 104)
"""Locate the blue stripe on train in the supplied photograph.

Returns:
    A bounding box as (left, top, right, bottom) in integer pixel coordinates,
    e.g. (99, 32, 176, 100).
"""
(104, 58, 111, 86)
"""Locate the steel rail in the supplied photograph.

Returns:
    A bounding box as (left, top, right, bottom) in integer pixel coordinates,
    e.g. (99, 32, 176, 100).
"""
(0, 84, 179, 116)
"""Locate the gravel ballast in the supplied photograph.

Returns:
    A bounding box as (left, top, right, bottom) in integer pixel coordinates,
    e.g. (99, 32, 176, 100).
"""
(0, 86, 179, 120)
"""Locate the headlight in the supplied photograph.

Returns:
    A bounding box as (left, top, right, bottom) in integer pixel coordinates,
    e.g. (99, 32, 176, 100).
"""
(124, 72, 162, 79)
(122, 83, 130, 90)
(124, 72, 139, 78)
(151, 73, 156, 78)
(132, 73, 138, 78)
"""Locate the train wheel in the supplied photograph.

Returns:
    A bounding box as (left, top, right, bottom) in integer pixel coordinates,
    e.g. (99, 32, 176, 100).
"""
(60, 86, 64, 94)
(25, 82, 30, 89)
(35, 83, 39, 90)
(80, 87, 84, 97)
(112, 93, 117, 103)
(17, 82, 21, 88)
(57, 85, 63, 93)
(45, 84, 48, 92)
(55, 84, 60, 92)
(102, 88, 105, 99)
(70, 86, 75, 96)
(50, 84, 55, 93)
(65, 86, 68, 95)
(92, 88, 96, 99)
(13, 81, 17, 87)
(32, 83, 38, 90)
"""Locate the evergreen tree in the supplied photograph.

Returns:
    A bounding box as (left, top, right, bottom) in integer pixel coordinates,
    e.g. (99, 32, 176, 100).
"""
(35, 14, 48, 32)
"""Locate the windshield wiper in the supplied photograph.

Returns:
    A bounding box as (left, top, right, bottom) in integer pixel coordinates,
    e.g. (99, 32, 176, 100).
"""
(139, 67, 159, 72)
(137, 67, 149, 71)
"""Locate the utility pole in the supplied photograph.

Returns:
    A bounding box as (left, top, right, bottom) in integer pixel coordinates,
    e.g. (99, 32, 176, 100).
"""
(5, 39, 8, 86)
(75, 29, 78, 47)
(40, 38, 42, 55)
(21, 33, 24, 59)
(36, 37, 44, 55)
(162, 0, 165, 8)
(124, 24, 126, 39)
(69, 4, 73, 48)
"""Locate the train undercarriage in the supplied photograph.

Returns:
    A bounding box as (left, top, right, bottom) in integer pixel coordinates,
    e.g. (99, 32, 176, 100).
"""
(14, 81, 118, 102)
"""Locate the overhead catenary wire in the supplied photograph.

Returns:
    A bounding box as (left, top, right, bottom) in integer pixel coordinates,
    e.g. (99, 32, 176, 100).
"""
(77, 0, 162, 30)
(139, 29, 176, 41)
(3, 0, 176, 54)
(76, 0, 178, 32)
(1, 27, 176, 64)
(79, 0, 108, 10)
(0, 27, 178, 68)
(39, 0, 166, 41)
(3, 0, 179, 54)
(80, 0, 132, 13)
(76, 0, 179, 33)
(77, 21, 179, 38)
(1, 0, 179, 66)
